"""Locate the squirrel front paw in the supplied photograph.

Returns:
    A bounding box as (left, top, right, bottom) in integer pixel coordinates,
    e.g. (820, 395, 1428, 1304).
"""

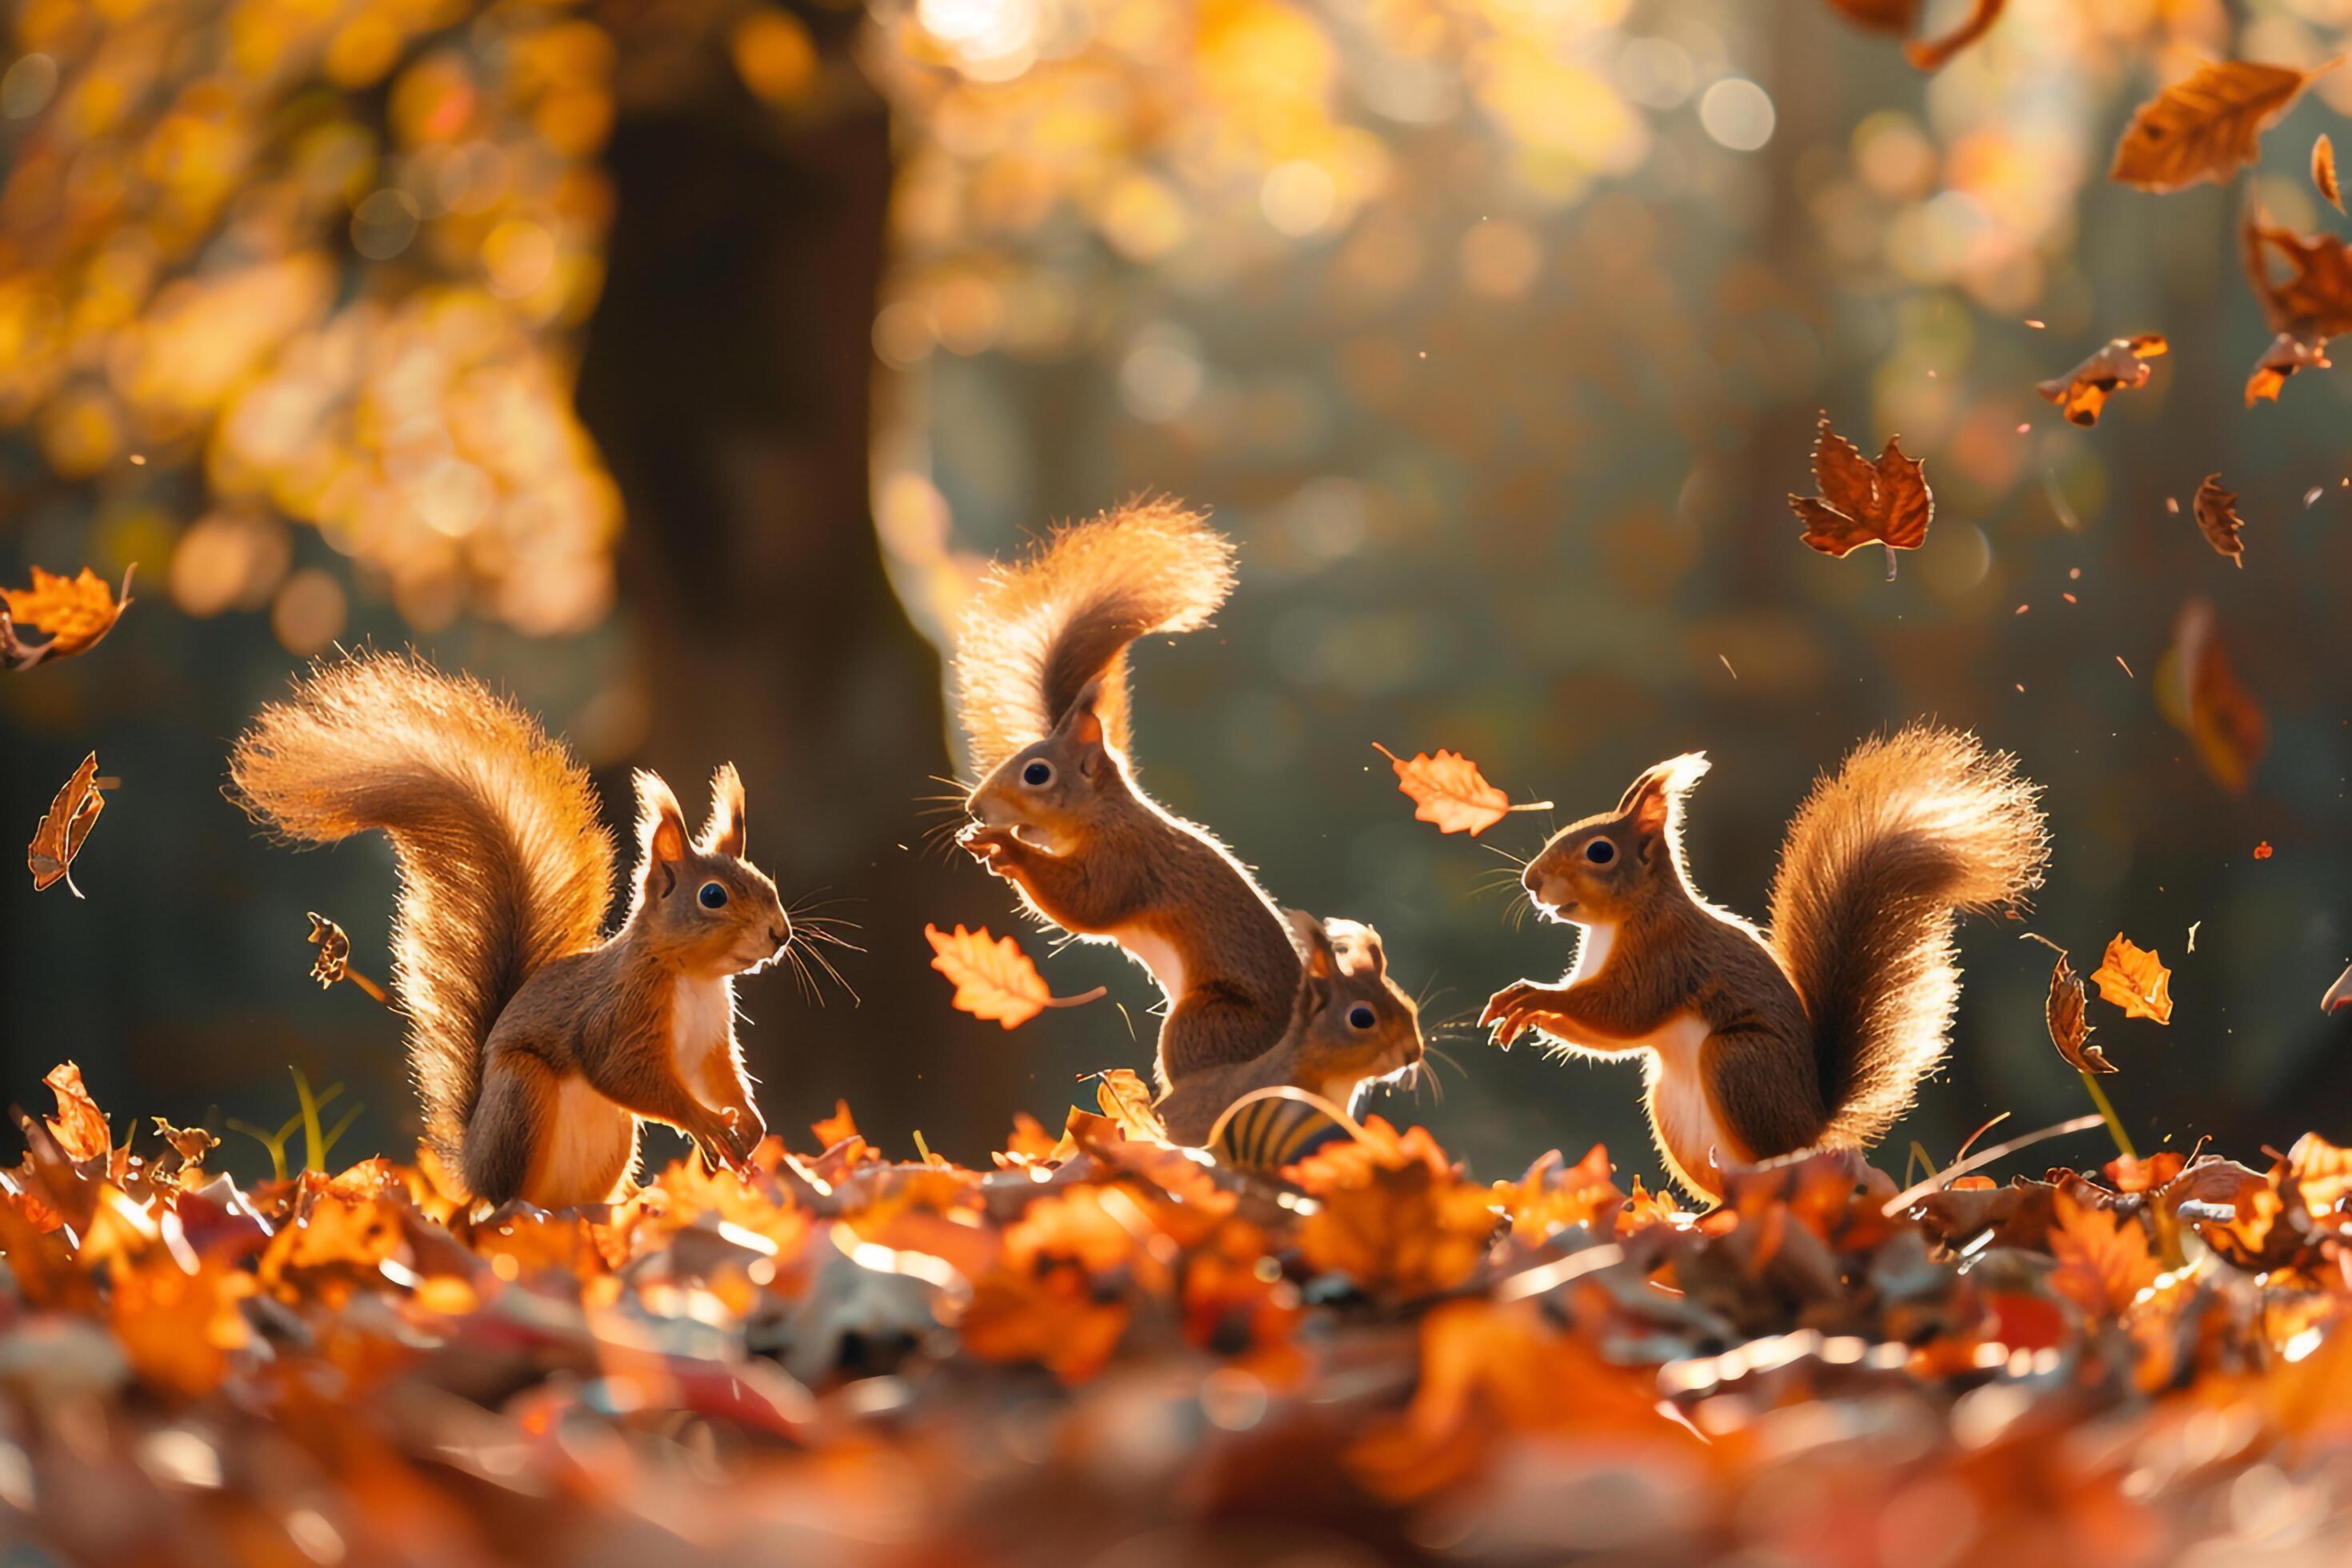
(1482, 981, 1570, 1048)
(958, 822, 1016, 865)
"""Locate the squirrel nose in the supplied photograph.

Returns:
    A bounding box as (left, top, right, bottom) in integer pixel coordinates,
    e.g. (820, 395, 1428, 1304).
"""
(1522, 863, 1543, 895)
(769, 922, 791, 950)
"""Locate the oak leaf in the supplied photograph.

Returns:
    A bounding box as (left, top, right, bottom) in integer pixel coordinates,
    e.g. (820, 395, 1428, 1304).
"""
(1, 564, 134, 671)
(1372, 744, 1550, 836)
(2090, 934, 2174, 1025)
(2046, 955, 2114, 1074)
(2241, 216, 2352, 402)
(2318, 134, 2344, 211)
(2191, 474, 2248, 566)
(27, 753, 106, 897)
(2157, 598, 2268, 794)
(2035, 334, 2166, 426)
(2109, 59, 2334, 194)
(925, 922, 1103, 1029)
(1787, 414, 1932, 575)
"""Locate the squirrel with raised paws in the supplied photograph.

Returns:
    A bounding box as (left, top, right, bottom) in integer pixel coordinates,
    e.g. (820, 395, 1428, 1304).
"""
(1158, 910, 1425, 1154)
(1482, 724, 2048, 1201)
(952, 500, 1308, 1104)
(231, 652, 799, 1210)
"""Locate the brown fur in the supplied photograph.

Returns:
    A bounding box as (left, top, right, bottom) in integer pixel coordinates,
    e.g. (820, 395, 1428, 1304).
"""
(1484, 726, 2047, 1198)
(954, 503, 1302, 1084)
(1155, 913, 1424, 1146)
(231, 654, 794, 1207)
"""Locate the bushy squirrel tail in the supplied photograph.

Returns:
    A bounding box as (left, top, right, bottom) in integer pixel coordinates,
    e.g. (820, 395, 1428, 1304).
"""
(1766, 724, 2049, 1147)
(954, 498, 1235, 774)
(229, 652, 614, 1162)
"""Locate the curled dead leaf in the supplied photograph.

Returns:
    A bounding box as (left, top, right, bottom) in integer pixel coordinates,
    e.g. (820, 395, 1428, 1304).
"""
(1372, 744, 1550, 837)
(1, 564, 135, 672)
(2191, 474, 2248, 566)
(2046, 955, 2114, 1074)
(925, 923, 1105, 1030)
(1787, 414, 1932, 577)
(2318, 133, 2344, 211)
(2090, 934, 2174, 1026)
(27, 753, 106, 897)
(2035, 334, 2167, 426)
(2156, 599, 2268, 794)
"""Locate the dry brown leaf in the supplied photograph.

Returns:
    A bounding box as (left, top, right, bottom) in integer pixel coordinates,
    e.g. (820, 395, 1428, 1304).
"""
(1089, 1066, 1166, 1142)
(306, 911, 353, 986)
(1372, 743, 1550, 836)
(2110, 59, 2334, 194)
(2241, 216, 2352, 402)
(925, 922, 1104, 1029)
(1905, 0, 2006, 71)
(2035, 334, 2167, 426)
(2091, 934, 2174, 1026)
(2046, 954, 2114, 1074)
(2318, 133, 2344, 210)
(2192, 474, 2248, 566)
(2157, 598, 2269, 794)
(151, 1117, 220, 1167)
(26, 753, 106, 897)
(1, 564, 135, 672)
(1787, 414, 1933, 576)
(2246, 331, 2334, 405)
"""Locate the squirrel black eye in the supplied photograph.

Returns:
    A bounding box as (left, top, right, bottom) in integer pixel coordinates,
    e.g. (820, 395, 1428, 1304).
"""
(698, 881, 728, 910)
(1346, 1003, 1377, 1031)
(1584, 839, 1616, 866)
(1022, 760, 1054, 787)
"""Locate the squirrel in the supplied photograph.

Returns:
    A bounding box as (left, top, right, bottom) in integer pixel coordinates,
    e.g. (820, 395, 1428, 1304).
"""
(1158, 910, 1425, 1152)
(1481, 724, 2048, 1202)
(952, 500, 1310, 1102)
(230, 652, 797, 1211)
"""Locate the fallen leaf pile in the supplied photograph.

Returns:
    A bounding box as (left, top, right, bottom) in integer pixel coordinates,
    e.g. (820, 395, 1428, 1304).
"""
(8, 1063, 2352, 1561)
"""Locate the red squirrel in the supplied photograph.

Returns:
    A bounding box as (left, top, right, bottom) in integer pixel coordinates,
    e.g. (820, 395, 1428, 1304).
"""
(1482, 725, 2047, 1200)
(231, 652, 798, 1210)
(951, 500, 1422, 1134)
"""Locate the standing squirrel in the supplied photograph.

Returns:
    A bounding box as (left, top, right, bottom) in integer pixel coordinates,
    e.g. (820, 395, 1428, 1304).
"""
(953, 500, 1308, 1104)
(1157, 910, 1425, 1150)
(1482, 724, 2047, 1201)
(230, 653, 796, 1210)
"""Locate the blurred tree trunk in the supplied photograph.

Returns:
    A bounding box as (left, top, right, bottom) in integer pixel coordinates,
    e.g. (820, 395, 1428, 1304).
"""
(574, 51, 1005, 1152)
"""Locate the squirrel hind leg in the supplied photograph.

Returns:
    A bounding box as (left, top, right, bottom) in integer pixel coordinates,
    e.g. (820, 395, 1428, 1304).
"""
(468, 1054, 638, 1209)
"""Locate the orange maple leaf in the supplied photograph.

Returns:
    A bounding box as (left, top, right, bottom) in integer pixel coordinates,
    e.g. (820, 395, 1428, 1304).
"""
(2, 564, 135, 671)
(924, 923, 1104, 1029)
(2090, 934, 2174, 1026)
(2047, 1186, 2162, 1318)
(1787, 414, 1932, 576)
(2110, 58, 2335, 194)
(1372, 744, 1550, 836)
(2035, 334, 2167, 426)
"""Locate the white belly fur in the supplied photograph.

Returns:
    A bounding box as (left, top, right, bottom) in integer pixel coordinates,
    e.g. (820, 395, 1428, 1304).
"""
(1112, 926, 1188, 1000)
(530, 1076, 638, 1207)
(670, 975, 737, 1106)
(1642, 1013, 1730, 1195)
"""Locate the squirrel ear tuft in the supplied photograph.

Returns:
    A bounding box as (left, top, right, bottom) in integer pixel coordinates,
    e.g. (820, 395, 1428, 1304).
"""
(1050, 680, 1106, 751)
(1618, 753, 1710, 857)
(1324, 918, 1386, 981)
(634, 770, 690, 867)
(700, 763, 746, 858)
(1285, 909, 1342, 983)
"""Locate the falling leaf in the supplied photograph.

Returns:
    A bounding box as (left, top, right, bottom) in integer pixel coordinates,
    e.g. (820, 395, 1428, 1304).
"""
(1, 565, 135, 672)
(2254, 841, 2274, 860)
(2157, 599, 2269, 794)
(925, 923, 1105, 1029)
(2091, 934, 2174, 1026)
(1371, 744, 1550, 836)
(2046, 955, 2114, 1074)
(2035, 334, 2167, 426)
(2241, 218, 2352, 403)
(2247, 331, 2334, 405)
(306, 912, 353, 987)
(2191, 474, 2248, 566)
(26, 753, 107, 897)
(2109, 59, 2336, 194)
(1786, 414, 1932, 575)
(2318, 134, 2344, 210)
(1905, 0, 2006, 71)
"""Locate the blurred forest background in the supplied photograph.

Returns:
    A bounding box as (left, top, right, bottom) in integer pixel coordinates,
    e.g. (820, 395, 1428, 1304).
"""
(3, 0, 2350, 1188)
